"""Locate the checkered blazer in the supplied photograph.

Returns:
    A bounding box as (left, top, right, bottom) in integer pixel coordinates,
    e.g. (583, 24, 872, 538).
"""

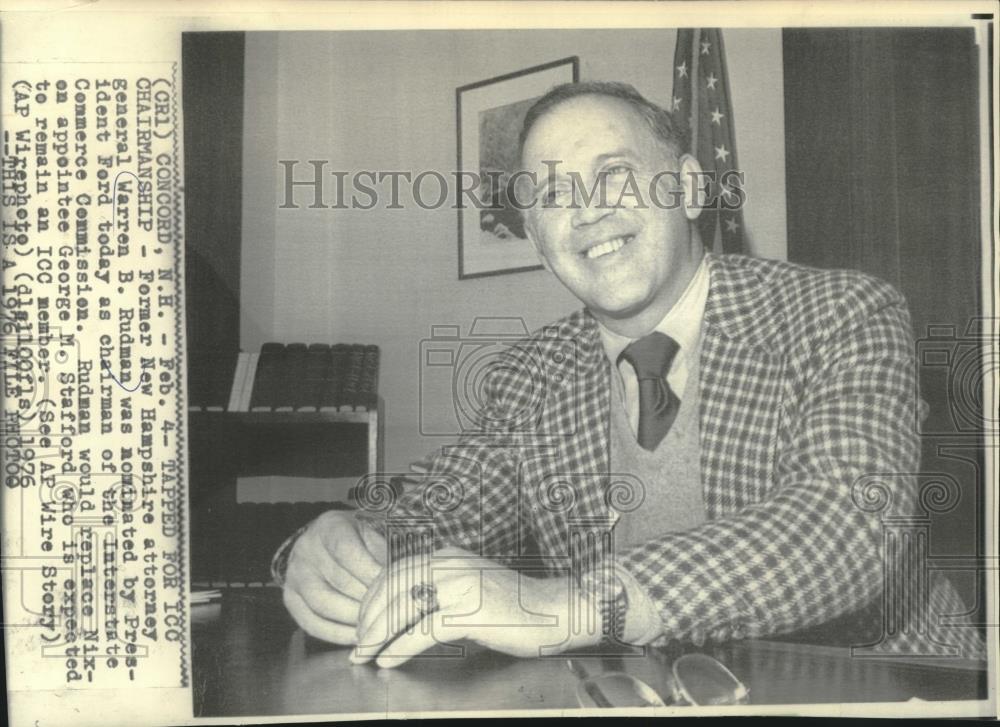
(351, 253, 980, 654)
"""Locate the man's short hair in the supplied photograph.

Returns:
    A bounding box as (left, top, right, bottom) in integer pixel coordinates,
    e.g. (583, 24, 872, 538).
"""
(518, 81, 687, 161)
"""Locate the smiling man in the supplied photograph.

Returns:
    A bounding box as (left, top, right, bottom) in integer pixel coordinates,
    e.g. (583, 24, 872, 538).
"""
(515, 87, 705, 341)
(272, 82, 978, 667)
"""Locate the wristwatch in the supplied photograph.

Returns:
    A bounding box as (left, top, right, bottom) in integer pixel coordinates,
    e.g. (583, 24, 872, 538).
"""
(579, 566, 629, 644)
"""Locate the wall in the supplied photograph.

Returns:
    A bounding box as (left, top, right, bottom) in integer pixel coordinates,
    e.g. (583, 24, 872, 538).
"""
(241, 29, 787, 470)
(725, 29, 787, 259)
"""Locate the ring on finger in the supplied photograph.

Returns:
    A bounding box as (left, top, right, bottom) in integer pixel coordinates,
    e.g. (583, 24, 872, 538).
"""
(410, 582, 439, 614)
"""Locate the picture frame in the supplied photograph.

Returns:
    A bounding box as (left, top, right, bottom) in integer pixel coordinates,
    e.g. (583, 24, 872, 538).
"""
(456, 56, 579, 279)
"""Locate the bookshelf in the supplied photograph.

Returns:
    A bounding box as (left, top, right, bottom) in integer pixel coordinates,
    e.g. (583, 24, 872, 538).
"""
(188, 342, 383, 588)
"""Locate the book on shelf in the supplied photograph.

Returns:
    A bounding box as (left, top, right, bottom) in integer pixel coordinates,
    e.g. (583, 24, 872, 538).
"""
(275, 343, 308, 412)
(238, 352, 259, 411)
(192, 341, 381, 414)
(249, 342, 285, 411)
(227, 352, 251, 412)
(358, 344, 380, 410)
(319, 344, 350, 412)
(302, 343, 330, 412)
(339, 344, 365, 412)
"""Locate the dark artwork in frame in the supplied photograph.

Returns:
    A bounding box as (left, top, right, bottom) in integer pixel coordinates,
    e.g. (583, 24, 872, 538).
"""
(456, 56, 579, 279)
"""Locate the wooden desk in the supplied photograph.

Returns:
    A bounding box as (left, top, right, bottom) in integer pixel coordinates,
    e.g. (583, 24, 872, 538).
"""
(191, 589, 986, 716)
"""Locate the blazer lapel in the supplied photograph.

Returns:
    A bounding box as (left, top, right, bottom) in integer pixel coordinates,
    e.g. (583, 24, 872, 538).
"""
(527, 255, 789, 557)
(699, 254, 787, 516)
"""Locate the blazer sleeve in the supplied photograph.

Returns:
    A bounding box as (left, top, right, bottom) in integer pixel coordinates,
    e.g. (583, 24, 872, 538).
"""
(615, 283, 921, 644)
(354, 358, 533, 564)
(354, 441, 524, 562)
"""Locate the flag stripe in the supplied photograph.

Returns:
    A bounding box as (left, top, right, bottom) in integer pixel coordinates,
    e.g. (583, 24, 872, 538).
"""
(672, 28, 746, 253)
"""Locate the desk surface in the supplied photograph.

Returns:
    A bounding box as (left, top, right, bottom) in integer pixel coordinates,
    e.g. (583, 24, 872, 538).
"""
(191, 589, 986, 716)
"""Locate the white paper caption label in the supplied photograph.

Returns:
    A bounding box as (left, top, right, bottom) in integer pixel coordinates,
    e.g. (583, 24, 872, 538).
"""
(2, 63, 188, 690)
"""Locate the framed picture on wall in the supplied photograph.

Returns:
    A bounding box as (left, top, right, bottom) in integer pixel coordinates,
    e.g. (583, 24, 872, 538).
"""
(456, 56, 579, 279)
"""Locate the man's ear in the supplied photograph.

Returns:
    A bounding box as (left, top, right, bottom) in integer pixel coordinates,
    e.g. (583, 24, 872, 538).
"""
(679, 153, 706, 222)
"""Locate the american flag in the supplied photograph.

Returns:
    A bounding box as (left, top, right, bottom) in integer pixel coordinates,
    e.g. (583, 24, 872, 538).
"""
(672, 28, 746, 253)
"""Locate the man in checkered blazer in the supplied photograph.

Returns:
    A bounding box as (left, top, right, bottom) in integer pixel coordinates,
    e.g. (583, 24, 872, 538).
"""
(275, 82, 982, 666)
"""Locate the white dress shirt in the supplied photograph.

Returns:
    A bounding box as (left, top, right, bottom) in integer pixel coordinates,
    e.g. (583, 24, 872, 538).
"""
(597, 255, 710, 436)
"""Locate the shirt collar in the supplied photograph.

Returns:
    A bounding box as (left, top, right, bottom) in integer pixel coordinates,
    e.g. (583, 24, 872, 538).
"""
(597, 254, 710, 369)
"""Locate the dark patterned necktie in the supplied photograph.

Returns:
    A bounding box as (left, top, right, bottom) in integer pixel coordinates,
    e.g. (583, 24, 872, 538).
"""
(618, 332, 681, 451)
